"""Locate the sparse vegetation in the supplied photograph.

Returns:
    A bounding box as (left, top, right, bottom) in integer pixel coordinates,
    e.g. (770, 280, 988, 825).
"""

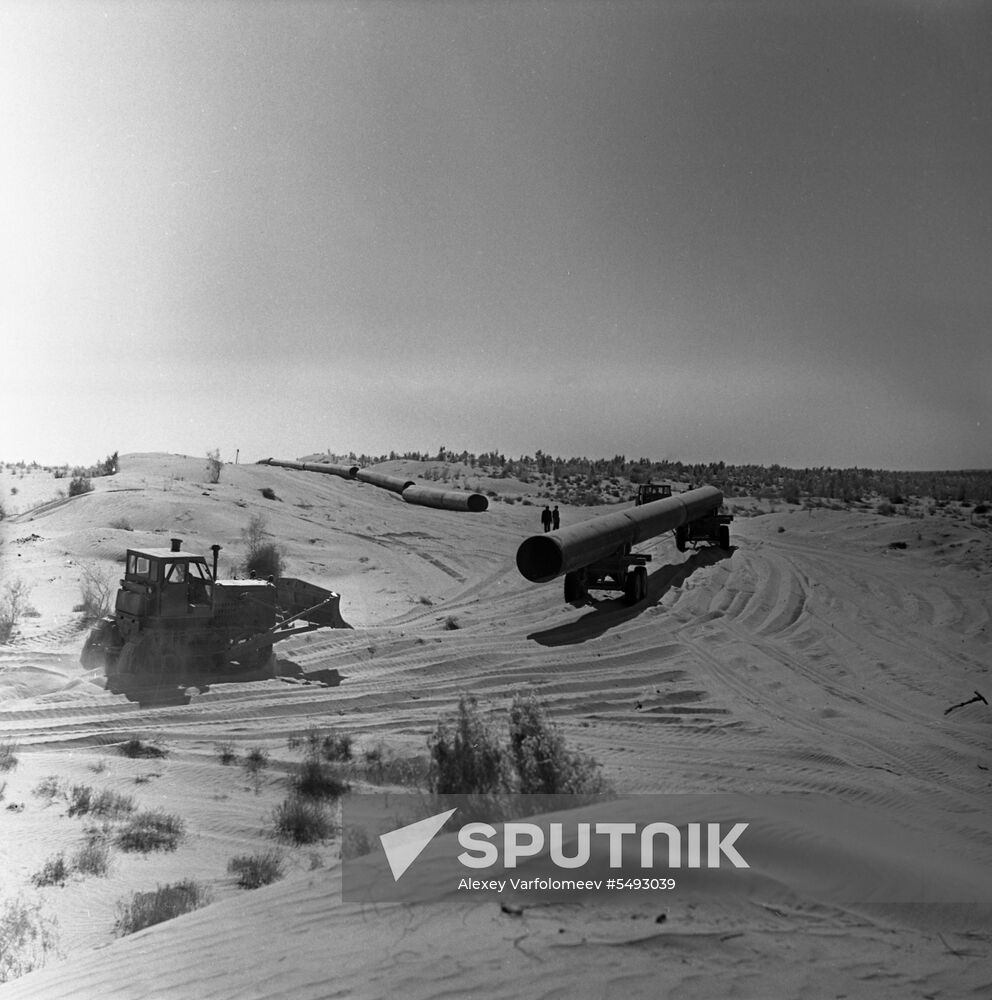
(115, 809, 186, 853)
(227, 850, 285, 889)
(118, 737, 167, 759)
(272, 794, 335, 845)
(205, 448, 223, 484)
(241, 513, 284, 581)
(30, 854, 70, 888)
(0, 740, 19, 772)
(0, 581, 31, 644)
(216, 741, 237, 765)
(114, 881, 209, 936)
(443, 615, 461, 630)
(0, 896, 60, 983)
(32, 775, 63, 802)
(78, 562, 117, 620)
(243, 746, 270, 793)
(427, 693, 609, 807)
(292, 755, 350, 801)
(73, 834, 113, 877)
(68, 475, 93, 497)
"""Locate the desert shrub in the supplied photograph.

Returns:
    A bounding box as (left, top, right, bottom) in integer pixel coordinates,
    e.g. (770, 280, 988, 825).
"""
(32, 775, 63, 802)
(272, 795, 335, 845)
(227, 850, 285, 889)
(0, 896, 60, 983)
(114, 881, 209, 936)
(216, 741, 237, 765)
(73, 836, 113, 877)
(243, 746, 269, 793)
(109, 516, 133, 530)
(361, 746, 430, 787)
(427, 696, 509, 797)
(341, 824, 376, 860)
(115, 809, 185, 853)
(31, 854, 70, 888)
(877, 501, 896, 516)
(205, 449, 222, 484)
(443, 615, 461, 630)
(292, 756, 349, 801)
(78, 562, 117, 619)
(246, 542, 283, 581)
(259, 487, 281, 501)
(0, 740, 19, 772)
(507, 693, 608, 796)
(321, 733, 353, 762)
(68, 476, 92, 497)
(67, 784, 93, 817)
(118, 737, 167, 759)
(0, 581, 31, 645)
(241, 514, 284, 581)
(90, 789, 136, 820)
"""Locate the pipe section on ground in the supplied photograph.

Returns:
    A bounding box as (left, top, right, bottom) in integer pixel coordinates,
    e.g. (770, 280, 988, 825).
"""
(259, 458, 359, 479)
(401, 485, 489, 513)
(516, 485, 724, 583)
(355, 469, 416, 494)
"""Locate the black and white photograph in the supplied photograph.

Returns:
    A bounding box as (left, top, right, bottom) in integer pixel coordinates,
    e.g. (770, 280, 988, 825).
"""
(1, 2, 990, 997)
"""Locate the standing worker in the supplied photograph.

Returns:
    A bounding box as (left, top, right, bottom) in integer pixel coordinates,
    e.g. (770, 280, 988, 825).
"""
(552, 506, 560, 530)
(541, 506, 552, 532)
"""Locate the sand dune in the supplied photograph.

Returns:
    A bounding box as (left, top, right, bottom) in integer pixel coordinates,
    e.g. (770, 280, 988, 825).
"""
(1, 453, 990, 998)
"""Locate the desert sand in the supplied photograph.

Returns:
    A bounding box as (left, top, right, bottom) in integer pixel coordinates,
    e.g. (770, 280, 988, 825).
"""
(0, 452, 990, 999)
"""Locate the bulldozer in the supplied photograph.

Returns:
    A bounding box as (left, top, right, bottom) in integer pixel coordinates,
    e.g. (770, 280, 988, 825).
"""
(81, 538, 346, 697)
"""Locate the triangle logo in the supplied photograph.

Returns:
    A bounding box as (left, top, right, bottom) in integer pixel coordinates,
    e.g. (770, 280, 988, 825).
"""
(379, 808, 457, 881)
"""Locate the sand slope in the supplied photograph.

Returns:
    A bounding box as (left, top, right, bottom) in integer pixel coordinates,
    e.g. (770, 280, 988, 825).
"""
(1, 454, 990, 998)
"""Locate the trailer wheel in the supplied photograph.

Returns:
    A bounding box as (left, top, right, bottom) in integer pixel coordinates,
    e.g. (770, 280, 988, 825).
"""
(718, 524, 731, 550)
(634, 565, 648, 602)
(675, 525, 687, 553)
(564, 572, 587, 607)
(623, 569, 644, 606)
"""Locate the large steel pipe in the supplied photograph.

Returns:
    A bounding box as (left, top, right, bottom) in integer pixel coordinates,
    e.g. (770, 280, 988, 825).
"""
(401, 485, 489, 513)
(516, 485, 723, 583)
(259, 458, 359, 479)
(355, 469, 416, 494)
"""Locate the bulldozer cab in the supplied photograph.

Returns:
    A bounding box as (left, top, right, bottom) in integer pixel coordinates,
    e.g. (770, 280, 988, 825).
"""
(635, 483, 672, 506)
(120, 547, 214, 620)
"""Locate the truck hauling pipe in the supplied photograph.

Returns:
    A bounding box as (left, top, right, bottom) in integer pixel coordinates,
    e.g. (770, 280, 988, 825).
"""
(516, 485, 732, 606)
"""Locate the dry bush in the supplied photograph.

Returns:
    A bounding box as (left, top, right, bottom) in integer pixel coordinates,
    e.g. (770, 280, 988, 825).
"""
(73, 836, 113, 877)
(117, 737, 167, 759)
(242, 746, 269, 793)
(216, 741, 237, 765)
(508, 693, 608, 796)
(0, 896, 60, 983)
(427, 696, 508, 797)
(115, 809, 185, 853)
(0, 740, 19, 773)
(78, 562, 117, 619)
(30, 854, 70, 888)
(272, 795, 335, 845)
(292, 756, 349, 801)
(227, 850, 285, 889)
(0, 581, 31, 645)
(205, 449, 222, 484)
(114, 881, 209, 936)
(241, 513, 284, 580)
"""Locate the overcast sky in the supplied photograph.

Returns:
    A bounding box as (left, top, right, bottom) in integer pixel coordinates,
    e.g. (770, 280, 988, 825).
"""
(3, 0, 990, 470)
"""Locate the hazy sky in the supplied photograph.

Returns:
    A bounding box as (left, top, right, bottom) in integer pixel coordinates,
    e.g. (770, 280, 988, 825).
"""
(3, 0, 990, 470)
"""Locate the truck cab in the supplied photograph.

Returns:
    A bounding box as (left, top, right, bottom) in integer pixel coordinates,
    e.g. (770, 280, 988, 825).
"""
(635, 483, 672, 506)
(116, 544, 216, 623)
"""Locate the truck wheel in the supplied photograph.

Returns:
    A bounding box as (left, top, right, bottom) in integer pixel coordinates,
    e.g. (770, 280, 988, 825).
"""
(675, 525, 687, 553)
(634, 566, 648, 602)
(623, 572, 640, 606)
(564, 572, 587, 606)
(718, 524, 731, 550)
